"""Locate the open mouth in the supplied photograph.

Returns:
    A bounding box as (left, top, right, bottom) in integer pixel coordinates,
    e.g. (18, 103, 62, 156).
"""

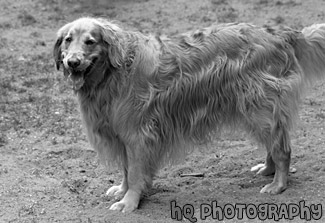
(64, 58, 97, 91)
(67, 71, 85, 91)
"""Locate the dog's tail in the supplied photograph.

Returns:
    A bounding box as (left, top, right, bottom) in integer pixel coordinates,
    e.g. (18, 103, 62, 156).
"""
(294, 24, 325, 85)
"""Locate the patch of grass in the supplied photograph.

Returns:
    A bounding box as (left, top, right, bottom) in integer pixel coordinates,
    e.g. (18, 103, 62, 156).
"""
(22, 76, 53, 90)
(0, 48, 79, 139)
(275, 0, 284, 6)
(0, 37, 8, 49)
(211, 0, 228, 6)
(258, 0, 268, 5)
(34, 40, 47, 47)
(0, 77, 16, 96)
(187, 13, 200, 23)
(315, 111, 325, 119)
(62, 178, 90, 194)
(272, 15, 285, 24)
(17, 10, 37, 26)
(217, 7, 238, 23)
(0, 132, 7, 147)
(202, 15, 214, 23)
(47, 11, 66, 22)
(12, 52, 55, 77)
(18, 202, 37, 217)
(275, 0, 301, 6)
(30, 31, 42, 38)
(0, 21, 13, 29)
(210, 0, 228, 12)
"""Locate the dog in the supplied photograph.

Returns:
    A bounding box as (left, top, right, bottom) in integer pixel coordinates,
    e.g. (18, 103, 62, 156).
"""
(53, 17, 325, 213)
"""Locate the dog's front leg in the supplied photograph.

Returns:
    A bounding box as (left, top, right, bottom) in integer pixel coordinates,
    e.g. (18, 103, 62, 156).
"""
(106, 166, 128, 198)
(109, 144, 153, 213)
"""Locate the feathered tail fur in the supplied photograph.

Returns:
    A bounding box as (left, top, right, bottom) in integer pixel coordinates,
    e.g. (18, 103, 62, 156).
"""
(295, 24, 325, 84)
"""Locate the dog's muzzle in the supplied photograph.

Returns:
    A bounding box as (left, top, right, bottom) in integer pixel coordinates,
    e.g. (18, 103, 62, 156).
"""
(62, 55, 86, 91)
(67, 57, 81, 69)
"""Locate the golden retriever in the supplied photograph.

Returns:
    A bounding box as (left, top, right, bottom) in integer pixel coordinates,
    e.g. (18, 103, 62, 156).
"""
(53, 17, 325, 213)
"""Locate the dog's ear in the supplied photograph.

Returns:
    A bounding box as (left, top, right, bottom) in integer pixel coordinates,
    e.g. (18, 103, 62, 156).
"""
(53, 23, 72, 70)
(53, 36, 63, 70)
(97, 20, 125, 68)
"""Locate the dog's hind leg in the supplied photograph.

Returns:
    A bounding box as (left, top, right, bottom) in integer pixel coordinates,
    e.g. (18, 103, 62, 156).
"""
(259, 123, 292, 194)
(248, 107, 293, 194)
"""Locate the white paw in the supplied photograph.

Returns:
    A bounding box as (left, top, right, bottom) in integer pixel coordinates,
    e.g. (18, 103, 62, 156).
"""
(251, 163, 265, 172)
(289, 167, 297, 173)
(109, 189, 141, 213)
(106, 185, 127, 198)
(251, 163, 297, 174)
(260, 182, 286, 194)
(109, 199, 138, 213)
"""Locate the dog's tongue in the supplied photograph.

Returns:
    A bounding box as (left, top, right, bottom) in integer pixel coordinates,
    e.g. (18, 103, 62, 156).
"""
(67, 73, 84, 91)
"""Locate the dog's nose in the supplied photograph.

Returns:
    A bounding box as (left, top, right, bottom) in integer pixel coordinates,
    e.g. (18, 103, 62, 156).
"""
(67, 58, 81, 68)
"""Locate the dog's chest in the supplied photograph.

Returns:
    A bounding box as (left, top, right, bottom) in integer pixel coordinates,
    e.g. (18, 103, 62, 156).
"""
(78, 95, 117, 146)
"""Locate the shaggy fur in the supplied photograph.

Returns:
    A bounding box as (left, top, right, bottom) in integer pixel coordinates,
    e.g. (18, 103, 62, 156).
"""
(53, 17, 325, 213)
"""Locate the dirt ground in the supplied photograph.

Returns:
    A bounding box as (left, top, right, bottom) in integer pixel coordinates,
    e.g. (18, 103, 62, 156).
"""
(0, 0, 325, 222)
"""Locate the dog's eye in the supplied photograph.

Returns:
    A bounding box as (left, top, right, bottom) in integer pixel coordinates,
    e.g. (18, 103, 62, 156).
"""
(85, 39, 96, 45)
(65, 37, 72, 43)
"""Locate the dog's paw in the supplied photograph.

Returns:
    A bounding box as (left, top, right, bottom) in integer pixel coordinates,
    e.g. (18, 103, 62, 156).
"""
(251, 163, 297, 175)
(109, 199, 138, 213)
(289, 167, 297, 173)
(106, 185, 127, 198)
(109, 189, 140, 213)
(260, 182, 286, 194)
(251, 163, 265, 172)
(251, 163, 275, 176)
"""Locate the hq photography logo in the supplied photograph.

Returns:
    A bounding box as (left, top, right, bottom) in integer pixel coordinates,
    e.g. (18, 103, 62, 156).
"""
(170, 200, 323, 222)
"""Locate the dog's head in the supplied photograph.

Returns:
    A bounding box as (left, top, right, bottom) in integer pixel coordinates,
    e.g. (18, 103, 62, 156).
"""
(53, 17, 125, 91)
